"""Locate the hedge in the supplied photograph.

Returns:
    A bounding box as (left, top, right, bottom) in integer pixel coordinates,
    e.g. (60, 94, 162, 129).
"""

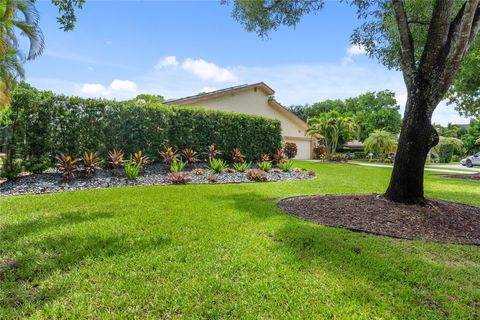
(2, 84, 282, 176)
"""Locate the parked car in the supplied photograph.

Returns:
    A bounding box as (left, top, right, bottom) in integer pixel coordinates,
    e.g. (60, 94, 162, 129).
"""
(461, 152, 480, 167)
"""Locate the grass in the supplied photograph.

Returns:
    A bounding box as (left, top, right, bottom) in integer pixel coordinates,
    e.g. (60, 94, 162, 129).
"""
(1, 162, 479, 319)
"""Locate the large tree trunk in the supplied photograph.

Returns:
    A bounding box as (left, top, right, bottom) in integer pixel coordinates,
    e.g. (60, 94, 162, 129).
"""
(384, 94, 439, 204)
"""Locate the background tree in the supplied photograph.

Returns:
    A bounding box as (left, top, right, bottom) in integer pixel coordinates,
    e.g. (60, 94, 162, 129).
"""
(364, 129, 398, 159)
(462, 118, 480, 152)
(130, 94, 165, 105)
(227, 0, 480, 204)
(307, 111, 359, 159)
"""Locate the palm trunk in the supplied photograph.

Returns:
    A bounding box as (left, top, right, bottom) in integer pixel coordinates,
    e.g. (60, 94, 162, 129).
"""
(384, 94, 439, 204)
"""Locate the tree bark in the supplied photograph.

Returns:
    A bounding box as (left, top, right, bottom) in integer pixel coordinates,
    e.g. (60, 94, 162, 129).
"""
(384, 93, 439, 204)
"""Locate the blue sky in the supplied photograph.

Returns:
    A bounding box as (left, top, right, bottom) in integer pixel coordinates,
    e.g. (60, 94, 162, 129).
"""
(25, 0, 470, 125)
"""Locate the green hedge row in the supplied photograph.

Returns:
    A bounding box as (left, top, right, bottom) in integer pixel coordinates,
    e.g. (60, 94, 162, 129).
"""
(3, 84, 282, 175)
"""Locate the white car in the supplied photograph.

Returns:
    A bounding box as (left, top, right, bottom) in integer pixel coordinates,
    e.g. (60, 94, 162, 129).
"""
(461, 152, 480, 167)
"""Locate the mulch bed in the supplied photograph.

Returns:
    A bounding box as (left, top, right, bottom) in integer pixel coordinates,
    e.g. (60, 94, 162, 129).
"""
(278, 194, 480, 245)
(443, 173, 480, 180)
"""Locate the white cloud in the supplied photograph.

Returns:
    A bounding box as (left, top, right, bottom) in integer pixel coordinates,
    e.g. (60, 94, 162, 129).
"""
(182, 58, 237, 82)
(200, 86, 216, 93)
(155, 55, 179, 69)
(79, 80, 138, 100)
(342, 44, 367, 65)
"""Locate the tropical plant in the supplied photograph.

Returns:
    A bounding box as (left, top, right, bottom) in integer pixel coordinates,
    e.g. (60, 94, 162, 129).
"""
(181, 147, 198, 164)
(246, 169, 267, 182)
(233, 161, 251, 173)
(124, 155, 141, 179)
(191, 168, 205, 175)
(258, 161, 272, 172)
(170, 159, 186, 173)
(272, 149, 287, 164)
(284, 142, 298, 159)
(159, 147, 178, 165)
(231, 148, 246, 163)
(132, 150, 149, 170)
(260, 153, 270, 162)
(278, 160, 293, 172)
(108, 148, 124, 176)
(167, 172, 191, 185)
(81, 151, 101, 176)
(207, 175, 217, 183)
(271, 168, 282, 174)
(209, 158, 228, 174)
(56, 154, 78, 180)
(307, 111, 359, 160)
(364, 130, 398, 159)
(206, 144, 222, 161)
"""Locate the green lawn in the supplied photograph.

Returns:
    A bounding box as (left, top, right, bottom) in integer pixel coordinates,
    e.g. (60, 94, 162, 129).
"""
(1, 162, 479, 319)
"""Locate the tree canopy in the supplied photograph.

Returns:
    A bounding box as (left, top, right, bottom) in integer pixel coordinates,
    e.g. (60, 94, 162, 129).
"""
(364, 129, 398, 157)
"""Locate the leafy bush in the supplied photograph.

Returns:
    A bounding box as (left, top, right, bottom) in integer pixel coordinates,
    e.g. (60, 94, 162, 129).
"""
(124, 155, 141, 179)
(246, 169, 268, 182)
(258, 161, 272, 172)
(5, 84, 282, 178)
(383, 158, 393, 163)
(167, 172, 191, 184)
(353, 151, 367, 159)
(438, 143, 454, 163)
(319, 153, 328, 161)
(0, 154, 22, 179)
(284, 142, 297, 159)
(272, 149, 287, 164)
(209, 159, 228, 173)
(181, 148, 198, 164)
(108, 149, 124, 175)
(331, 153, 348, 162)
(56, 154, 78, 180)
(81, 151, 101, 176)
(233, 161, 251, 172)
(207, 175, 217, 183)
(170, 159, 186, 173)
(451, 155, 460, 162)
(159, 147, 178, 165)
(231, 148, 246, 163)
(314, 145, 327, 159)
(278, 160, 293, 172)
(191, 168, 205, 175)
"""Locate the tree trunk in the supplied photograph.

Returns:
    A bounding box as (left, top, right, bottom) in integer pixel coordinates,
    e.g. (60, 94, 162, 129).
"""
(384, 94, 439, 204)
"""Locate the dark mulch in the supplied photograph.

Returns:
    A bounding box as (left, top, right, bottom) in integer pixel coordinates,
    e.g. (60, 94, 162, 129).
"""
(443, 173, 480, 180)
(278, 194, 480, 245)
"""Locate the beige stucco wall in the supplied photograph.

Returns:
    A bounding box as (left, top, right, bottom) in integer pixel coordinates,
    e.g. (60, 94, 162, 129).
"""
(179, 88, 307, 139)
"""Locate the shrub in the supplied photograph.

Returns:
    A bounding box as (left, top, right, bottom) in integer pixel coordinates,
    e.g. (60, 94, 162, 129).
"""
(353, 151, 367, 159)
(278, 160, 293, 172)
(159, 147, 178, 165)
(181, 148, 198, 164)
(258, 161, 272, 172)
(4, 84, 283, 178)
(108, 149, 124, 175)
(56, 154, 78, 180)
(284, 142, 298, 159)
(331, 153, 346, 162)
(293, 167, 302, 173)
(191, 168, 205, 175)
(206, 144, 222, 162)
(451, 155, 460, 162)
(124, 155, 141, 179)
(438, 143, 454, 163)
(233, 161, 251, 172)
(308, 170, 316, 177)
(246, 169, 268, 182)
(209, 159, 228, 173)
(207, 175, 217, 183)
(167, 172, 191, 184)
(383, 158, 393, 163)
(272, 149, 287, 164)
(314, 145, 327, 159)
(81, 151, 101, 176)
(170, 159, 186, 173)
(232, 148, 246, 163)
(319, 153, 328, 161)
(0, 155, 22, 180)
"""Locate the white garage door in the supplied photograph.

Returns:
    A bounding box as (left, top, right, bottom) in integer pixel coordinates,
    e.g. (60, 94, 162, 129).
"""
(287, 140, 311, 160)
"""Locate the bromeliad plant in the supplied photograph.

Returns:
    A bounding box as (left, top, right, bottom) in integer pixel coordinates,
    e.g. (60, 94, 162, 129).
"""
(182, 148, 199, 164)
(159, 147, 179, 165)
(209, 158, 228, 174)
(133, 150, 149, 170)
(260, 153, 270, 162)
(82, 151, 101, 176)
(124, 155, 142, 179)
(272, 149, 287, 164)
(231, 148, 246, 163)
(278, 160, 293, 172)
(206, 144, 222, 162)
(167, 172, 191, 185)
(170, 159, 186, 173)
(258, 161, 272, 172)
(233, 161, 251, 172)
(56, 154, 79, 180)
(108, 149, 124, 176)
(246, 169, 268, 182)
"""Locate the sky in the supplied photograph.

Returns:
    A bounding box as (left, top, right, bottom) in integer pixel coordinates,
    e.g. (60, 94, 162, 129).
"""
(23, 0, 471, 125)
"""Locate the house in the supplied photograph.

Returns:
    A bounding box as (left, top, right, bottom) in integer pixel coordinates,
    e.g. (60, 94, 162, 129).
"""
(165, 82, 313, 159)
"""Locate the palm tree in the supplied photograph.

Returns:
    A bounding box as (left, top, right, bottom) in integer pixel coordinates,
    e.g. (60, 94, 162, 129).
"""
(0, 0, 44, 109)
(364, 129, 398, 159)
(307, 111, 360, 159)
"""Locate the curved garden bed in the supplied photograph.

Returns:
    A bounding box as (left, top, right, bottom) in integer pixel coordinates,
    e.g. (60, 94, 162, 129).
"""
(0, 163, 314, 197)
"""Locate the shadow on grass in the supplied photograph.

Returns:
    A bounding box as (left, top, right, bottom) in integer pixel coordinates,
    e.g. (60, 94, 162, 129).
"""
(0, 210, 171, 315)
